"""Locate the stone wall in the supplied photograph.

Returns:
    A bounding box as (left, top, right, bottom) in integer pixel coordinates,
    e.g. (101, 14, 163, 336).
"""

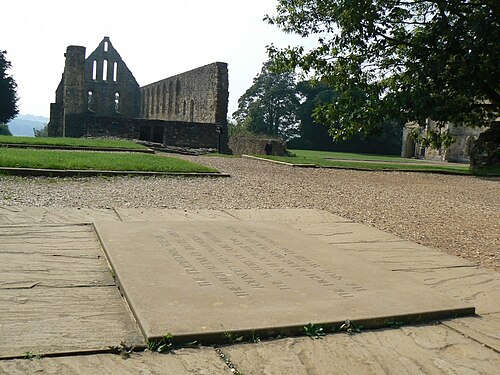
(47, 37, 229, 152)
(139, 63, 228, 125)
(84, 37, 140, 118)
(401, 121, 484, 162)
(63, 115, 219, 149)
(229, 136, 286, 156)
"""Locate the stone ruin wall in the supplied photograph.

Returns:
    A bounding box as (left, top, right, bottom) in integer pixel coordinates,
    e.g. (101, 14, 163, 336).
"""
(140, 63, 228, 126)
(48, 37, 230, 152)
(401, 121, 484, 163)
(84, 37, 140, 118)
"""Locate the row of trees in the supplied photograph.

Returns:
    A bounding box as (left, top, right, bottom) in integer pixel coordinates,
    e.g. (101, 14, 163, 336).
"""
(264, 0, 499, 148)
(233, 1, 498, 154)
(232, 61, 403, 155)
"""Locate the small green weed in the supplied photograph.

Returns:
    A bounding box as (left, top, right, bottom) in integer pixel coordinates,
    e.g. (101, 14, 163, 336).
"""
(338, 319, 363, 334)
(387, 320, 405, 328)
(23, 351, 42, 360)
(248, 330, 260, 343)
(109, 341, 134, 359)
(147, 333, 198, 353)
(304, 323, 325, 339)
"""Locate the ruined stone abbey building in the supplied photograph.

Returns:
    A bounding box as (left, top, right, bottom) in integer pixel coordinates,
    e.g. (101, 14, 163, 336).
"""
(48, 37, 229, 152)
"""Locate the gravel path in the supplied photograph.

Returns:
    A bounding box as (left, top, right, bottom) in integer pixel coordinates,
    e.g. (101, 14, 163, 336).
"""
(0, 155, 498, 271)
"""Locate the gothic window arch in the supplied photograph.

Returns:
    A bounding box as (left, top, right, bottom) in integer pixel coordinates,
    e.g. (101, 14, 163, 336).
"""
(156, 86, 161, 115)
(162, 83, 167, 115)
(168, 81, 173, 114)
(150, 87, 156, 117)
(92, 60, 98, 80)
(175, 78, 181, 114)
(114, 92, 120, 112)
(87, 90, 94, 111)
(189, 99, 194, 122)
(102, 59, 108, 81)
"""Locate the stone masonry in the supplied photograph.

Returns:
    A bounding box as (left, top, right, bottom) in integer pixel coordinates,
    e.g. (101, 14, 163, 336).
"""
(48, 37, 229, 152)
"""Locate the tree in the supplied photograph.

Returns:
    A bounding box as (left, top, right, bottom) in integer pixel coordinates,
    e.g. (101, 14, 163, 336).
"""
(34, 123, 48, 137)
(0, 124, 12, 135)
(0, 50, 19, 125)
(266, 1, 500, 148)
(233, 61, 300, 140)
(291, 80, 402, 154)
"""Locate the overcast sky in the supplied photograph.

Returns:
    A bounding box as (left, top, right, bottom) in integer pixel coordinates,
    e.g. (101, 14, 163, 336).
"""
(1, 0, 314, 119)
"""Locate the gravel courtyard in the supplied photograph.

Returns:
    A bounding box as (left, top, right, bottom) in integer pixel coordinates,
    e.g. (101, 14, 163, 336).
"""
(0, 155, 498, 271)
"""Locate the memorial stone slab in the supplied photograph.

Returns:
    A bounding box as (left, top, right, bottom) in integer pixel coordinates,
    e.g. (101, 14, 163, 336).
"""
(94, 220, 474, 343)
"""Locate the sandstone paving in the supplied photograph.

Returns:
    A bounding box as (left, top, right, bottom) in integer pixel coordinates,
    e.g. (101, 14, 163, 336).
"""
(0, 206, 119, 224)
(0, 207, 498, 373)
(393, 266, 500, 315)
(444, 313, 500, 353)
(114, 208, 236, 222)
(223, 208, 352, 223)
(0, 349, 232, 375)
(223, 324, 500, 375)
(0, 223, 142, 358)
(94, 219, 473, 343)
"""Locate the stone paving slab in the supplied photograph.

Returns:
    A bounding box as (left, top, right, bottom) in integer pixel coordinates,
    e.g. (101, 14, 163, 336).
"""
(0, 252, 113, 289)
(323, 241, 476, 269)
(224, 324, 500, 375)
(289, 222, 407, 243)
(0, 287, 141, 358)
(0, 223, 141, 358)
(94, 220, 473, 344)
(224, 208, 351, 223)
(0, 207, 119, 224)
(115, 208, 235, 222)
(0, 349, 232, 374)
(394, 266, 500, 315)
(444, 313, 500, 352)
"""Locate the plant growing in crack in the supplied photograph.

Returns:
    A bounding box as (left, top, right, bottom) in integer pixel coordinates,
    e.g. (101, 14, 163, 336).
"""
(24, 351, 43, 360)
(221, 324, 243, 344)
(147, 333, 198, 353)
(304, 323, 325, 339)
(248, 330, 260, 343)
(338, 319, 363, 334)
(109, 341, 134, 359)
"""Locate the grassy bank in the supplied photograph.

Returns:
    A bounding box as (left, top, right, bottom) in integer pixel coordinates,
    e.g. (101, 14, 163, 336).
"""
(0, 135, 147, 150)
(0, 148, 217, 173)
(260, 149, 472, 175)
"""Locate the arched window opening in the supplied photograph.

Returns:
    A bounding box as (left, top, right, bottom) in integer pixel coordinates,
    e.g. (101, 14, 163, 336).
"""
(92, 60, 98, 80)
(182, 100, 187, 116)
(113, 62, 118, 82)
(162, 83, 167, 115)
(114, 92, 120, 112)
(168, 81, 173, 114)
(156, 86, 161, 115)
(87, 90, 94, 110)
(151, 88, 156, 117)
(465, 137, 475, 158)
(174, 78, 181, 114)
(104, 41, 109, 52)
(189, 99, 194, 122)
(102, 59, 108, 81)
(145, 90, 150, 118)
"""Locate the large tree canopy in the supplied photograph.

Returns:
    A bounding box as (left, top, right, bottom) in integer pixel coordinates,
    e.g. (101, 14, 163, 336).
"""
(266, 0, 500, 147)
(0, 50, 19, 124)
(233, 61, 300, 140)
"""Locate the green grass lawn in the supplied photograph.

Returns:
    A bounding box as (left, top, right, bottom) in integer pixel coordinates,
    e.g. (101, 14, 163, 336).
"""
(0, 148, 218, 173)
(0, 135, 147, 150)
(260, 149, 472, 175)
